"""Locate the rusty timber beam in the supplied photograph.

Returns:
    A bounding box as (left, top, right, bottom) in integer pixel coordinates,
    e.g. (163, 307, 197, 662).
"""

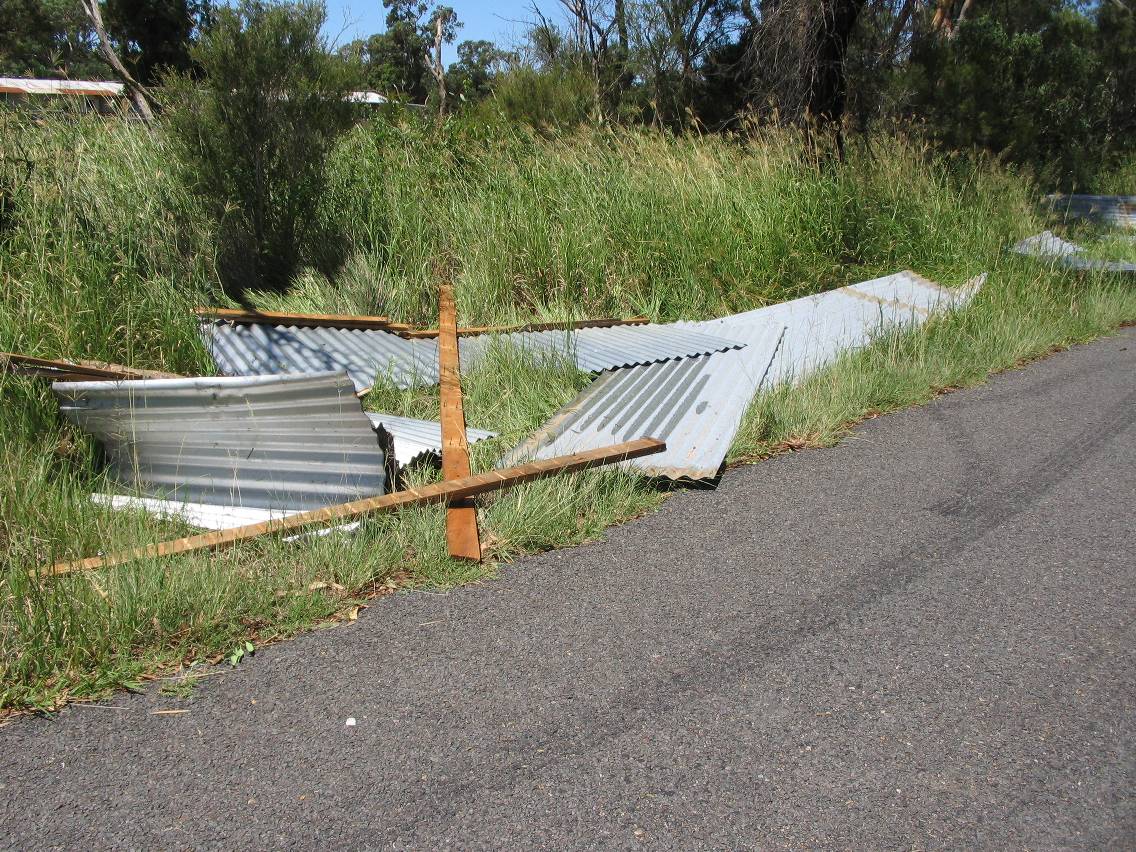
(1, 352, 180, 382)
(195, 307, 414, 333)
(438, 283, 482, 561)
(398, 316, 650, 339)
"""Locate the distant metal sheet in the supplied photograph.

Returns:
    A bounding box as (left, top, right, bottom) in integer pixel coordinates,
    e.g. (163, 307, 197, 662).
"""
(54, 372, 386, 511)
(1012, 231, 1136, 273)
(203, 320, 744, 392)
(1045, 195, 1136, 229)
(0, 77, 389, 106)
(0, 77, 123, 97)
(367, 412, 497, 469)
(501, 272, 981, 480)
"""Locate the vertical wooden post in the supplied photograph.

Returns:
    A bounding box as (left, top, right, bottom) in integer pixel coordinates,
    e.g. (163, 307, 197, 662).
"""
(438, 283, 482, 561)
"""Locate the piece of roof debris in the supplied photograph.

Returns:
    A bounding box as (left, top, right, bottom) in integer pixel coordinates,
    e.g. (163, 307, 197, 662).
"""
(500, 271, 983, 481)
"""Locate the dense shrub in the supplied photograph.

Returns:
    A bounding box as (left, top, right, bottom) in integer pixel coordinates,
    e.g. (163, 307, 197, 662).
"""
(162, 0, 359, 293)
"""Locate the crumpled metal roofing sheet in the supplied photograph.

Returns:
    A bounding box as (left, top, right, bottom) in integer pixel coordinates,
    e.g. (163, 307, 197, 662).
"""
(367, 412, 497, 469)
(54, 372, 386, 511)
(1045, 195, 1136, 229)
(501, 271, 981, 480)
(202, 320, 744, 392)
(1012, 231, 1136, 273)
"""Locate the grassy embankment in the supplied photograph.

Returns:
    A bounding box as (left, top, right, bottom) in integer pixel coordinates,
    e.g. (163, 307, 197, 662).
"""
(1, 109, 1133, 712)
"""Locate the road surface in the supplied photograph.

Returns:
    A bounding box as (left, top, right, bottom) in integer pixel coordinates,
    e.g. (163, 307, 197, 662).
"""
(2, 328, 1134, 849)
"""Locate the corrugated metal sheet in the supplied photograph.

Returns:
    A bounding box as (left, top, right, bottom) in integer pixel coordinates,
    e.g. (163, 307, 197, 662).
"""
(54, 372, 386, 511)
(501, 272, 981, 480)
(202, 321, 439, 391)
(366, 412, 497, 469)
(458, 324, 745, 374)
(1045, 195, 1136, 229)
(1012, 231, 1136, 273)
(500, 322, 785, 480)
(90, 493, 299, 529)
(202, 320, 744, 392)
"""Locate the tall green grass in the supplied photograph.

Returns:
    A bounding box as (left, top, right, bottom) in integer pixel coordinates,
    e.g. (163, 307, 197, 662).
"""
(1, 107, 1133, 712)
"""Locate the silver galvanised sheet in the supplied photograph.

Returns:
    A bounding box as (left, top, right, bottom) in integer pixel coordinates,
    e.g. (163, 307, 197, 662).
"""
(1012, 231, 1136, 273)
(501, 321, 785, 480)
(458, 324, 745, 374)
(202, 321, 438, 391)
(203, 319, 744, 392)
(501, 272, 981, 480)
(54, 372, 386, 511)
(1045, 195, 1136, 229)
(367, 412, 497, 469)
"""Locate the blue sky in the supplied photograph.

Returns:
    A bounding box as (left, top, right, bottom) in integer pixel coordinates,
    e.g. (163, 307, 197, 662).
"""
(321, 0, 544, 66)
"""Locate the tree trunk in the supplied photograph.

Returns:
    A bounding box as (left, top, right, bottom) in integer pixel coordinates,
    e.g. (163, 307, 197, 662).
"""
(806, 0, 866, 122)
(426, 14, 447, 118)
(78, 0, 154, 120)
(806, 0, 867, 160)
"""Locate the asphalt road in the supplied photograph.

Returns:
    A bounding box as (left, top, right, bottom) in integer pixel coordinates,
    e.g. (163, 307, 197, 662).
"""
(2, 329, 1134, 850)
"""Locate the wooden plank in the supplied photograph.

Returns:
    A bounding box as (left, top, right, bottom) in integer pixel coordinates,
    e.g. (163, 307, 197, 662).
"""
(195, 307, 413, 333)
(437, 283, 481, 561)
(195, 307, 648, 339)
(1, 352, 179, 382)
(76, 360, 182, 379)
(40, 438, 666, 577)
(398, 316, 650, 339)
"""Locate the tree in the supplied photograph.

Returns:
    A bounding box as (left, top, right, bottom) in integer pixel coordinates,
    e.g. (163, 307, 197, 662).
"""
(445, 39, 511, 103)
(342, 0, 459, 102)
(105, 0, 208, 83)
(79, 0, 155, 117)
(164, 0, 360, 292)
(901, 0, 1123, 187)
(424, 5, 458, 115)
(741, 0, 867, 153)
(0, 0, 109, 78)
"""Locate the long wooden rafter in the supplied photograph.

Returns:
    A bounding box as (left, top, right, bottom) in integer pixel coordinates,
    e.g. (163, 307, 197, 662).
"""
(39, 438, 666, 577)
(195, 307, 649, 340)
(398, 316, 650, 339)
(438, 283, 482, 561)
(195, 307, 414, 333)
(1, 352, 181, 383)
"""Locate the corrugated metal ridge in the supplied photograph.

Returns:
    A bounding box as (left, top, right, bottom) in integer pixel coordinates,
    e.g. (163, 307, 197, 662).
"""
(459, 324, 747, 374)
(203, 318, 745, 392)
(500, 321, 786, 480)
(366, 412, 497, 470)
(501, 271, 982, 480)
(54, 371, 387, 511)
(202, 321, 437, 392)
